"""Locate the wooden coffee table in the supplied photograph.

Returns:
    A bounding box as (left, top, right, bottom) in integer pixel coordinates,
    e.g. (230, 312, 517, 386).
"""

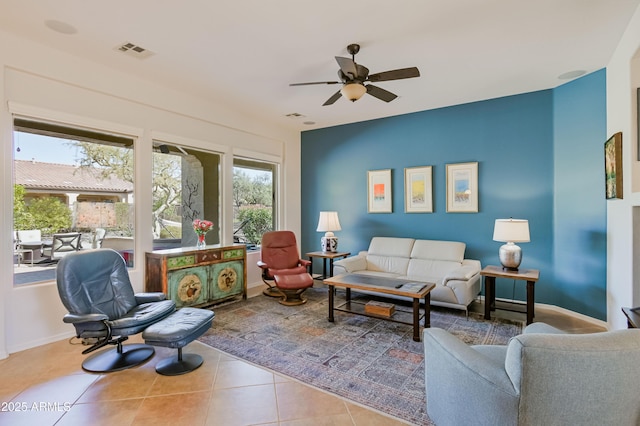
(323, 273, 435, 342)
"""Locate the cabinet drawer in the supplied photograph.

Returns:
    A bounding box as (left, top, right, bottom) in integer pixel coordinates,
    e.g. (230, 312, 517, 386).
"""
(197, 249, 221, 263)
(166, 254, 196, 269)
(223, 249, 244, 259)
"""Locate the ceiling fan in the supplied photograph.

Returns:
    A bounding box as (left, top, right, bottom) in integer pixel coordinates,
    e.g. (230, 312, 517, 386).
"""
(290, 43, 420, 106)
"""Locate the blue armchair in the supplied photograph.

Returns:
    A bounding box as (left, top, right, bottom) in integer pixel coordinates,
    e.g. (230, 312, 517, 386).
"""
(424, 323, 640, 425)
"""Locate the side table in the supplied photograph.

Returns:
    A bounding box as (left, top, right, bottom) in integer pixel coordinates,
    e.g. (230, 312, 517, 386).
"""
(306, 251, 350, 280)
(481, 265, 539, 325)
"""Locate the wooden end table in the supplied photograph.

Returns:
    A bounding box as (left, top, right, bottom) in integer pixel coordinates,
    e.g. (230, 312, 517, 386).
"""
(306, 251, 350, 280)
(481, 265, 539, 325)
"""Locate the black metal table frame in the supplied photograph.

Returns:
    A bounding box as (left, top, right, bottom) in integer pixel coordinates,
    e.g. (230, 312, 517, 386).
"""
(327, 285, 430, 342)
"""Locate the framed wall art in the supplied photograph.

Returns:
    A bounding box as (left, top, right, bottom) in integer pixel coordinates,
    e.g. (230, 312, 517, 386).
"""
(404, 166, 433, 213)
(367, 169, 392, 213)
(605, 132, 623, 199)
(446, 162, 478, 213)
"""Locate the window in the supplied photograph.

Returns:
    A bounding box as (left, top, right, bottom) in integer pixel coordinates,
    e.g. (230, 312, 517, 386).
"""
(152, 142, 221, 249)
(13, 119, 135, 285)
(233, 158, 276, 248)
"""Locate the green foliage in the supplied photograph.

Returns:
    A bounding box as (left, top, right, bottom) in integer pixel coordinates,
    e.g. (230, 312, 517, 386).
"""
(237, 207, 273, 245)
(115, 202, 134, 236)
(13, 185, 35, 230)
(233, 169, 272, 208)
(27, 197, 72, 234)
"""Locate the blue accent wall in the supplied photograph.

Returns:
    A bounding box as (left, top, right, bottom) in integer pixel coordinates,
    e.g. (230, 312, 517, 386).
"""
(301, 69, 606, 319)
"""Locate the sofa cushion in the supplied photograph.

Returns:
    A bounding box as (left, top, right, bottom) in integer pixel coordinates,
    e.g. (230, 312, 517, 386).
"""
(410, 240, 465, 262)
(366, 237, 415, 275)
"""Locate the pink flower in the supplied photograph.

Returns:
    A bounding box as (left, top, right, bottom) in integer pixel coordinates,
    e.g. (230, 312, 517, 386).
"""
(193, 219, 214, 235)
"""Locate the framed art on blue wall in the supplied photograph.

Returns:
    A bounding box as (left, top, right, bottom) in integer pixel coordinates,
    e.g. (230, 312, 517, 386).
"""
(446, 162, 478, 213)
(368, 169, 392, 213)
(605, 132, 623, 199)
(404, 166, 433, 213)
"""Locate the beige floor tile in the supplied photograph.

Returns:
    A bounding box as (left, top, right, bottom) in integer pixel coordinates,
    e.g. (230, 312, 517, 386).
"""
(346, 402, 409, 425)
(77, 367, 158, 402)
(56, 399, 143, 426)
(213, 359, 275, 389)
(276, 381, 350, 421)
(131, 391, 211, 426)
(279, 413, 356, 426)
(205, 383, 278, 425)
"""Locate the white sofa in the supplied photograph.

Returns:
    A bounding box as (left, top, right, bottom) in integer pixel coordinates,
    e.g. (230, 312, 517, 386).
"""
(333, 237, 481, 312)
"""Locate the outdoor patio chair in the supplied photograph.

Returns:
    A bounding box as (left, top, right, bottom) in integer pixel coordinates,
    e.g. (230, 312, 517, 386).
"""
(43, 232, 82, 261)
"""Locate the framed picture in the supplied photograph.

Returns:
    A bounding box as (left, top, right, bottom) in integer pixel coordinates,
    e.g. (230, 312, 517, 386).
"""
(446, 162, 478, 213)
(367, 169, 392, 213)
(605, 132, 623, 199)
(404, 166, 433, 213)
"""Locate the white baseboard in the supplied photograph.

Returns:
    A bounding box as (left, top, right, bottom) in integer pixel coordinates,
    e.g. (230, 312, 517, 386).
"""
(8, 331, 75, 355)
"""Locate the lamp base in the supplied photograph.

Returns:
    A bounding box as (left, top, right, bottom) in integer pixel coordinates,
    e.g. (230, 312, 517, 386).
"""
(498, 242, 522, 271)
(321, 236, 338, 253)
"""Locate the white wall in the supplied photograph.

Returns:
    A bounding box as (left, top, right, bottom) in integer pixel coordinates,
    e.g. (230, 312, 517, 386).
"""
(0, 29, 301, 356)
(606, 3, 640, 329)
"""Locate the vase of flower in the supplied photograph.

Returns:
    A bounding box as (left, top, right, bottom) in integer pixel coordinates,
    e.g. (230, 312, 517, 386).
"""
(193, 219, 213, 250)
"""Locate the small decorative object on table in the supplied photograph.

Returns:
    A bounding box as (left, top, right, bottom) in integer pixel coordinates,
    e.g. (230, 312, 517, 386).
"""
(193, 219, 213, 249)
(364, 300, 395, 317)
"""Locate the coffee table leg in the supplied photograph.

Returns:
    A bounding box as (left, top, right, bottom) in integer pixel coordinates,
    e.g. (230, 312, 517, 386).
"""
(424, 293, 431, 329)
(328, 285, 334, 322)
(413, 297, 420, 342)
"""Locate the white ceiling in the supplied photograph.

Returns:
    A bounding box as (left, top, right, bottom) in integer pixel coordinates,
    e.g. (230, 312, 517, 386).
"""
(0, 1, 638, 132)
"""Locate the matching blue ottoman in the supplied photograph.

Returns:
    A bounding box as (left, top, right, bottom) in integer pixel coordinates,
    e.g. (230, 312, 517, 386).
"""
(142, 307, 215, 375)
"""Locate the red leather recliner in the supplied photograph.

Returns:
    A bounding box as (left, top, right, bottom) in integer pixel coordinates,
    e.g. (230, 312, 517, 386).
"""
(257, 231, 314, 305)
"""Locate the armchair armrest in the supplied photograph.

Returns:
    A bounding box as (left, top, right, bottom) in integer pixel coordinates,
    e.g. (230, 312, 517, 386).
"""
(424, 328, 518, 425)
(299, 258, 311, 267)
(135, 292, 167, 304)
(63, 313, 109, 324)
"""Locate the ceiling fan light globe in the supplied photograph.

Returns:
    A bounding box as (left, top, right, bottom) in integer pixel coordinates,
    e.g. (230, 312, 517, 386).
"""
(340, 83, 366, 102)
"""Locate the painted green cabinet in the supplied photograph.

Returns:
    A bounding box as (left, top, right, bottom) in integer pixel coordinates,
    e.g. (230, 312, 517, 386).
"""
(145, 244, 246, 308)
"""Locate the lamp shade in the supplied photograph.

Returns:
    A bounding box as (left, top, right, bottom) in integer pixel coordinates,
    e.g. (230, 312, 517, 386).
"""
(316, 211, 341, 233)
(340, 83, 367, 102)
(493, 219, 530, 243)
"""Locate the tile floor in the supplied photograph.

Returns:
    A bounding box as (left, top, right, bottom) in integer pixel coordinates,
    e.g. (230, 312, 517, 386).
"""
(0, 301, 607, 426)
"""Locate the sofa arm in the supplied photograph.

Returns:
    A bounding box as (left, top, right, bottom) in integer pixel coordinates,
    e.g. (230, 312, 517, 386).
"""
(443, 264, 479, 283)
(424, 328, 519, 426)
(333, 252, 368, 274)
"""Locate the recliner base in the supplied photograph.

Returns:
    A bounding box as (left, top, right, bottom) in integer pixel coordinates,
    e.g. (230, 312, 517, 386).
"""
(82, 343, 155, 373)
(155, 350, 204, 376)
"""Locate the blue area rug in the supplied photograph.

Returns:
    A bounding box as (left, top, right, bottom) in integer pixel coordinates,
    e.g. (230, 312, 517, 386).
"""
(198, 287, 522, 425)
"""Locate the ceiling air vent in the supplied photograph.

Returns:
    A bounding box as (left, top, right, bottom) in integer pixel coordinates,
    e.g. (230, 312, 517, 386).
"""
(115, 42, 154, 59)
(285, 113, 305, 118)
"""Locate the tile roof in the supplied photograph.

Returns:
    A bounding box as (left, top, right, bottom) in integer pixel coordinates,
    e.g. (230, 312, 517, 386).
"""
(14, 160, 133, 193)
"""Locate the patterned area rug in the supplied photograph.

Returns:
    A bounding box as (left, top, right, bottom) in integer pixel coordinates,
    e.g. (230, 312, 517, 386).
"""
(198, 287, 522, 425)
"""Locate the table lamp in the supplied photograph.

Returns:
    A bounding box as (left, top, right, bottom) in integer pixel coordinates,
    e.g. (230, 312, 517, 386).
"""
(316, 211, 341, 252)
(493, 218, 530, 271)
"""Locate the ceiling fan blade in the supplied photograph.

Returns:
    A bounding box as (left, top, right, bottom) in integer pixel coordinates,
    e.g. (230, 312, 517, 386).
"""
(366, 84, 398, 103)
(323, 90, 342, 106)
(335, 56, 358, 80)
(367, 67, 420, 82)
(290, 81, 340, 86)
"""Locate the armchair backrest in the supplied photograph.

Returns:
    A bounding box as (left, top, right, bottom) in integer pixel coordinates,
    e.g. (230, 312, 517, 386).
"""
(50, 232, 82, 258)
(505, 329, 640, 424)
(56, 249, 138, 319)
(17, 229, 41, 242)
(260, 231, 302, 270)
